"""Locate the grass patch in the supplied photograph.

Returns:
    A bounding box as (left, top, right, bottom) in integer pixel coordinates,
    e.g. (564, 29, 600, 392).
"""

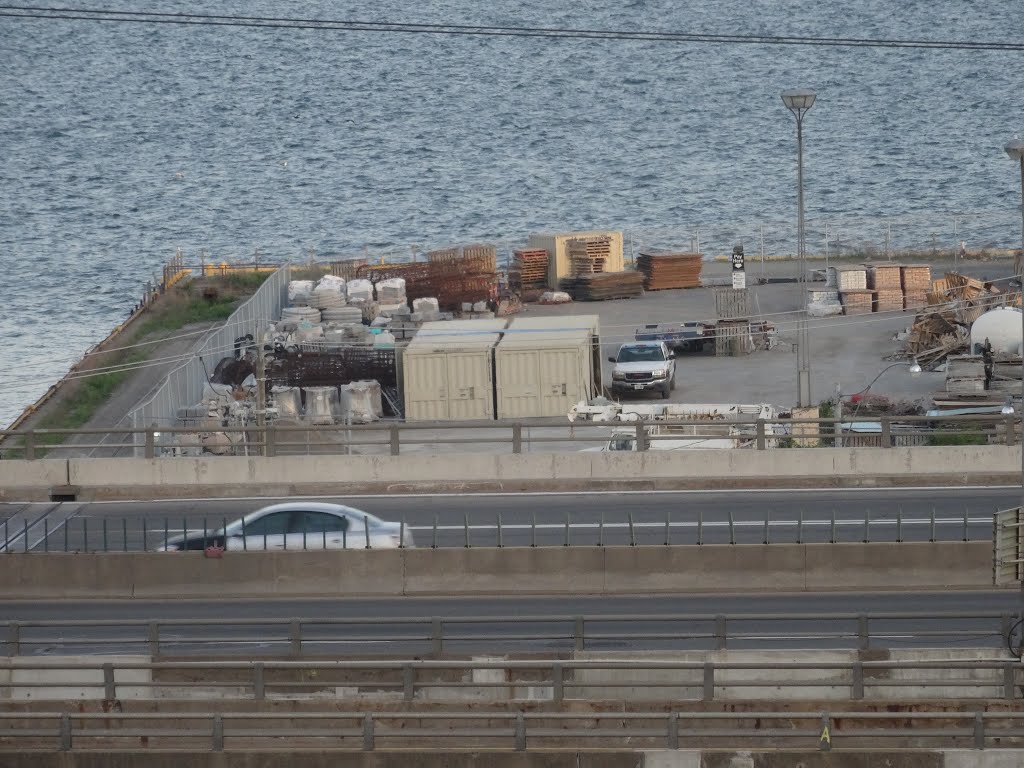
(927, 432, 988, 446)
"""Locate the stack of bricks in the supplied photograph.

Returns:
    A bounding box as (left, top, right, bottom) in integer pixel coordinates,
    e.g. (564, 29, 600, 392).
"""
(901, 265, 932, 309)
(834, 267, 871, 315)
(868, 264, 905, 312)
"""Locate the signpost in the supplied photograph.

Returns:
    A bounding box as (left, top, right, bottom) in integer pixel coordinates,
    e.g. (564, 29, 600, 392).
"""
(731, 245, 746, 290)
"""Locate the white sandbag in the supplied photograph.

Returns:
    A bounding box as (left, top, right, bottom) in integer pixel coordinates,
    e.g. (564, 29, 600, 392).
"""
(288, 280, 315, 303)
(316, 274, 346, 291)
(413, 297, 440, 314)
(303, 386, 340, 426)
(340, 380, 383, 424)
(271, 387, 302, 419)
(539, 291, 572, 304)
(202, 382, 235, 407)
(806, 300, 844, 318)
(377, 277, 407, 302)
(346, 278, 374, 304)
(373, 330, 396, 347)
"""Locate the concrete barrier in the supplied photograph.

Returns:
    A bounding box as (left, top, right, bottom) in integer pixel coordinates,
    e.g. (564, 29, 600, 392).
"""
(0, 459, 68, 501)
(0, 542, 997, 600)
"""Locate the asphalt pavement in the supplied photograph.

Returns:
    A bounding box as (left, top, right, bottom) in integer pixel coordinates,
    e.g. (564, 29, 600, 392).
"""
(0, 487, 1015, 551)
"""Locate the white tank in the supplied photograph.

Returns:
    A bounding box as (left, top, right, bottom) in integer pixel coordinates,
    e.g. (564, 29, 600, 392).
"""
(970, 307, 1023, 355)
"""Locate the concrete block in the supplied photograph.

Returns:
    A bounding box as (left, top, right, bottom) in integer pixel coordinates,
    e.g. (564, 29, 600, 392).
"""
(9, 655, 151, 700)
(402, 546, 605, 596)
(945, 750, 1024, 768)
(642, 751, 702, 768)
(873, 648, 1015, 700)
(803, 542, 991, 591)
(0, 459, 68, 500)
(496, 454, 556, 481)
(0, 553, 135, 599)
(710, 649, 856, 701)
(604, 545, 805, 593)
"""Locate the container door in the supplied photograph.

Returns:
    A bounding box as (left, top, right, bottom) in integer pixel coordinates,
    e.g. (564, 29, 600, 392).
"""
(538, 348, 577, 416)
(445, 351, 493, 420)
(496, 349, 540, 418)
(403, 353, 450, 421)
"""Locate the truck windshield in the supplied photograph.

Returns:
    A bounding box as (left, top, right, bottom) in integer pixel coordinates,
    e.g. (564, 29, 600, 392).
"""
(608, 438, 636, 451)
(617, 346, 665, 362)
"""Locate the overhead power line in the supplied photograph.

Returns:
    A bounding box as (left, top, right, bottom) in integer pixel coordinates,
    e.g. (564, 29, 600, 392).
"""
(1, 5, 1022, 51)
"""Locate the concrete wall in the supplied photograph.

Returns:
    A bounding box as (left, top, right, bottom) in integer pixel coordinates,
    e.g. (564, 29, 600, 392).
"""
(0, 444, 1017, 500)
(0, 542, 994, 600)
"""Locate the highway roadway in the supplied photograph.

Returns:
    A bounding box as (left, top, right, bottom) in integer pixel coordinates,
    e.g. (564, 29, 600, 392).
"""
(0, 486, 1017, 551)
(0, 591, 1019, 656)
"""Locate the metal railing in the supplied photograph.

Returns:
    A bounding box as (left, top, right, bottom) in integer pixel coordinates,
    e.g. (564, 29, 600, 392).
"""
(1, 657, 1023, 703)
(0, 413, 1016, 459)
(1, 612, 1013, 657)
(3, 709, 1024, 752)
(0, 505, 991, 553)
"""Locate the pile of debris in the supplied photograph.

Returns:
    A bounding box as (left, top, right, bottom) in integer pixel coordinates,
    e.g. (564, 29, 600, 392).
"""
(903, 272, 1021, 367)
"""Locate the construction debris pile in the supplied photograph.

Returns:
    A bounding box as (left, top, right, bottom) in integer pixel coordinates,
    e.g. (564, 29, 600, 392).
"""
(559, 271, 644, 301)
(904, 272, 1021, 368)
(636, 251, 704, 290)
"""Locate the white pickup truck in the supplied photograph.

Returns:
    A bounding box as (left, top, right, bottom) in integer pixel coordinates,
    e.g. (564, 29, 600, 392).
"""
(608, 341, 676, 399)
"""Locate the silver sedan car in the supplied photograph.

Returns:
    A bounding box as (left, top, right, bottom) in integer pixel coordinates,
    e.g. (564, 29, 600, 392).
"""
(157, 502, 414, 551)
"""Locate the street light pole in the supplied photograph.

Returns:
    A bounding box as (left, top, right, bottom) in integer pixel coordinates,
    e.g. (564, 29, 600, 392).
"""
(783, 89, 817, 408)
(1005, 137, 1024, 519)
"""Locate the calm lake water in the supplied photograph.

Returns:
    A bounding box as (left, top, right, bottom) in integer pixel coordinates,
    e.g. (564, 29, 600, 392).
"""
(1, 1, 1022, 426)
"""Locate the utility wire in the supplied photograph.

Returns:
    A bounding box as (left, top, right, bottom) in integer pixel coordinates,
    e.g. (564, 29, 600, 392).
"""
(0, 6, 1022, 51)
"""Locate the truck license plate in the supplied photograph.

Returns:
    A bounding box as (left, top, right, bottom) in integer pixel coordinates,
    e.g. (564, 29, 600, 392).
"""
(633, 383, 645, 390)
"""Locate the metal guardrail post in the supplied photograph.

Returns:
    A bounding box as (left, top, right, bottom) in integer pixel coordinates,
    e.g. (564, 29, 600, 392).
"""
(1006, 414, 1016, 447)
(930, 507, 937, 543)
(552, 663, 564, 703)
(403, 665, 415, 702)
(212, 714, 224, 752)
(819, 713, 832, 752)
(667, 713, 679, 749)
(514, 713, 526, 751)
(25, 431, 35, 461)
(148, 622, 160, 656)
(755, 419, 766, 450)
(144, 428, 155, 459)
(973, 712, 985, 749)
(432, 618, 443, 655)
(863, 509, 870, 544)
(7, 622, 20, 656)
(389, 425, 400, 456)
(1004, 663, 1016, 700)
(858, 616, 870, 651)
(714, 615, 727, 650)
(265, 426, 276, 458)
(103, 663, 115, 701)
(289, 620, 302, 656)
(574, 616, 585, 651)
(253, 662, 265, 700)
(628, 514, 636, 546)
(880, 416, 891, 448)
(702, 662, 715, 701)
(363, 714, 375, 751)
(59, 713, 72, 751)
(636, 422, 648, 452)
(852, 662, 864, 700)
(496, 515, 503, 548)
(512, 424, 523, 454)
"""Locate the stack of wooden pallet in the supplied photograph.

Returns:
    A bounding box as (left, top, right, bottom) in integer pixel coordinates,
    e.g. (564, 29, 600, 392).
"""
(567, 237, 611, 275)
(560, 271, 644, 301)
(636, 251, 704, 290)
(901, 265, 932, 309)
(867, 264, 905, 312)
(511, 249, 549, 290)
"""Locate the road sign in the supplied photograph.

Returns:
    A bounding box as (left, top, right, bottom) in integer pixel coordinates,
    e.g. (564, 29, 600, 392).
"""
(731, 270, 746, 290)
(993, 507, 1024, 585)
(731, 245, 745, 272)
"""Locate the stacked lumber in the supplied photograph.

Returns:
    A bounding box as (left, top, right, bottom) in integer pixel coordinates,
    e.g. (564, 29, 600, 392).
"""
(567, 237, 611, 275)
(511, 249, 549, 290)
(636, 251, 704, 290)
(901, 265, 932, 309)
(714, 287, 749, 319)
(873, 289, 904, 312)
(559, 271, 644, 301)
(868, 264, 903, 290)
(944, 356, 987, 395)
(839, 289, 874, 315)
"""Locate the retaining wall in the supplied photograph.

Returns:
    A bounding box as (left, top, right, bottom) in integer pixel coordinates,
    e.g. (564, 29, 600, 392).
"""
(0, 542, 994, 599)
(0, 444, 1017, 500)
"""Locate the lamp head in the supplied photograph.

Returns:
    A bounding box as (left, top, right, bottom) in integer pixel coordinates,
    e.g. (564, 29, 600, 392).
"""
(1006, 136, 1024, 162)
(907, 359, 922, 376)
(1002, 397, 1016, 416)
(781, 89, 817, 115)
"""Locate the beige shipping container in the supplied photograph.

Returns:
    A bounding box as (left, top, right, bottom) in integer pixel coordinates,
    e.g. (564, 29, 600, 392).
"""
(403, 319, 507, 422)
(527, 230, 625, 289)
(495, 315, 601, 419)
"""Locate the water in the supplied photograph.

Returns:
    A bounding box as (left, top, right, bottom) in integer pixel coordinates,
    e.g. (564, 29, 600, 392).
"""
(1, 1, 1022, 427)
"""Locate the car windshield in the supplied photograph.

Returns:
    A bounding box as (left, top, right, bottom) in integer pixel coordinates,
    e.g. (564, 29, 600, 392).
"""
(617, 346, 665, 363)
(608, 438, 636, 451)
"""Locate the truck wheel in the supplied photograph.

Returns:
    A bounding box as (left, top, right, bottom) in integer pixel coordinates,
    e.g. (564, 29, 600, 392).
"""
(661, 383, 671, 399)
(670, 375, 676, 391)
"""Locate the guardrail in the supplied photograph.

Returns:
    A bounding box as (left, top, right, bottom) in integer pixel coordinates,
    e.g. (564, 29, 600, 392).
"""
(2, 612, 1014, 657)
(0, 506, 989, 553)
(3, 657, 1023, 703)
(0, 413, 1016, 459)
(2, 709, 1024, 752)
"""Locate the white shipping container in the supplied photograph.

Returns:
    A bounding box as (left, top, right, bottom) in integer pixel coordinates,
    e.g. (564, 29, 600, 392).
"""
(495, 315, 601, 419)
(403, 319, 508, 421)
